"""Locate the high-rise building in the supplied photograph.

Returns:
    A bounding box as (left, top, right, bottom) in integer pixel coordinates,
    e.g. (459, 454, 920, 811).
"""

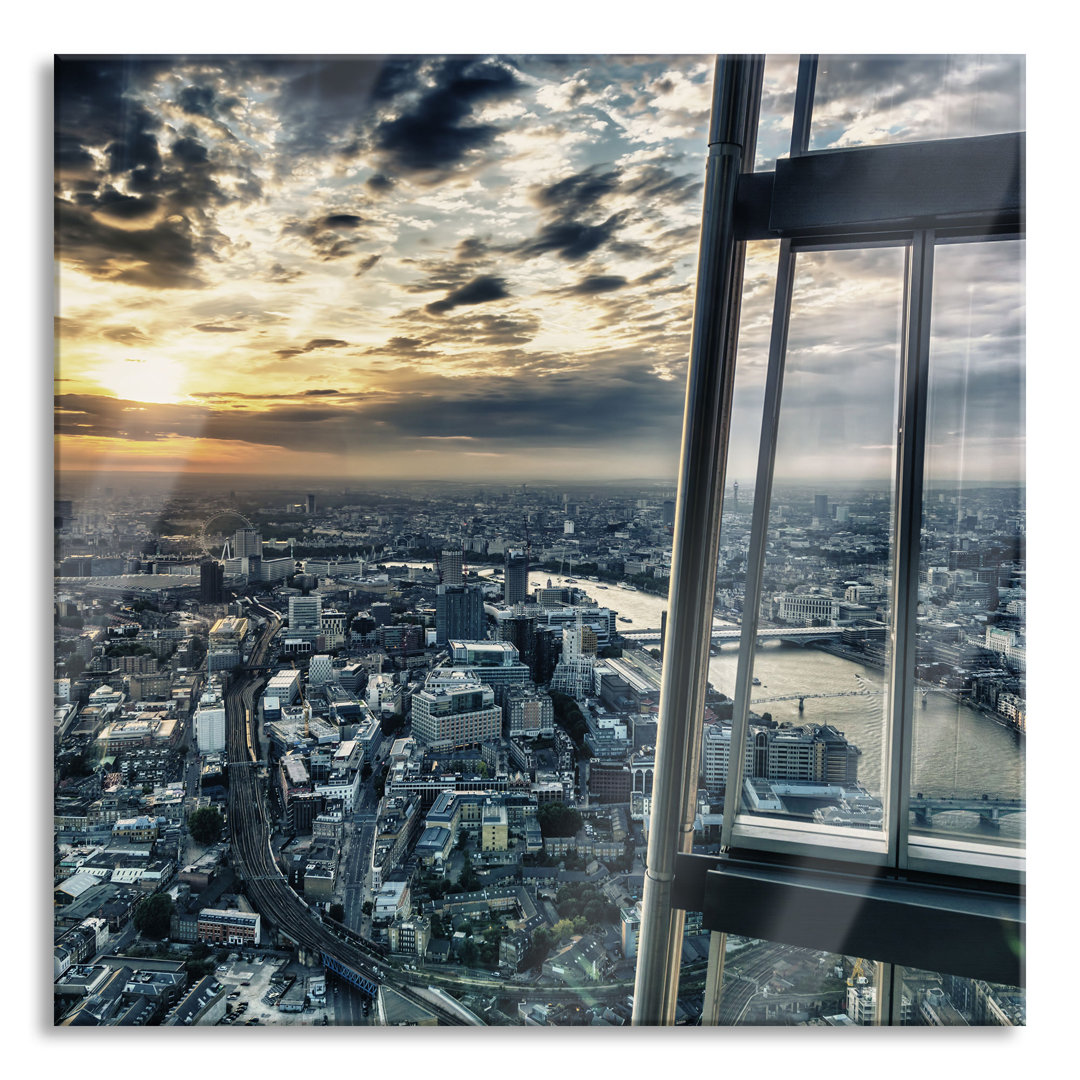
(232, 528, 262, 558)
(194, 686, 226, 755)
(200, 561, 224, 604)
(288, 595, 323, 644)
(435, 584, 484, 645)
(504, 549, 529, 605)
(813, 493, 829, 522)
(438, 548, 464, 586)
(306, 493, 316, 515)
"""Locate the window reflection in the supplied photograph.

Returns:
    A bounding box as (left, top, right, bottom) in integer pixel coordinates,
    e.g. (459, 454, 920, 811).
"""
(727, 246, 905, 832)
(910, 238, 1025, 853)
(809, 55, 1025, 151)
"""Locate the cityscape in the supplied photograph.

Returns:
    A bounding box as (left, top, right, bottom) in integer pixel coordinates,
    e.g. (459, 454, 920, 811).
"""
(52, 473, 1025, 1027)
(51, 52, 1026, 1031)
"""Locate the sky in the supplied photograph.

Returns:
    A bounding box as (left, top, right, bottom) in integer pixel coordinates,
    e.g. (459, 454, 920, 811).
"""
(54, 53, 1025, 485)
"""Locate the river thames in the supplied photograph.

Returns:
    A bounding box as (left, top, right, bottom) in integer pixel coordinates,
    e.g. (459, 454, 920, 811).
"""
(529, 571, 1025, 844)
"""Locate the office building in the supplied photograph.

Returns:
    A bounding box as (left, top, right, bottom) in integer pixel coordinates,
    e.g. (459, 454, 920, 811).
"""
(410, 672, 501, 751)
(435, 583, 484, 645)
(504, 549, 529, 605)
(194, 686, 226, 755)
(199, 561, 224, 604)
(232, 527, 262, 558)
(439, 548, 464, 586)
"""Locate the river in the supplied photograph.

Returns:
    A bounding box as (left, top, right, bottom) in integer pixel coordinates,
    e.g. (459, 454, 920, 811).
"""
(529, 572, 1025, 841)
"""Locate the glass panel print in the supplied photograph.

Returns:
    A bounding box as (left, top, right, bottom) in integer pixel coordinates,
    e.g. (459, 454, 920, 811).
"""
(909, 239, 1025, 854)
(809, 55, 1025, 151)
(725, 246, 906, 834)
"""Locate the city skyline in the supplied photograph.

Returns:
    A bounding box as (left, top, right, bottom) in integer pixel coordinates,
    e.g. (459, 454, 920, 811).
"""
(55, 55, 1024, 484)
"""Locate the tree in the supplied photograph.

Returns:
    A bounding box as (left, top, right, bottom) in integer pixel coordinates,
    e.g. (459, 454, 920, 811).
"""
(188, 806, 224, 845)
(133, 893, 174, 939)
(362, 901, 373, 917)
(328, 903, 345, 922)
(536, 801, 583, 838)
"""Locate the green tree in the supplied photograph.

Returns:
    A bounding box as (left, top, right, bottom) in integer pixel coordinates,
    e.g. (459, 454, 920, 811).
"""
(133, 893, 174, 940)
(188, 806, 224, 844)
(362, 901, 373, 917)
(536, 801, 583, 838)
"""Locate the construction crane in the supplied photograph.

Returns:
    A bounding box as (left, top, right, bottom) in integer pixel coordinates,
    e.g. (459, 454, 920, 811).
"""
(848, 956, 870, 986)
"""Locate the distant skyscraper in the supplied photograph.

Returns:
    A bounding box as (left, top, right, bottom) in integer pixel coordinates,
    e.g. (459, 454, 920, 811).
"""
(662, 499, 676, 527)
(435, 583, 485, 645)
(288, 594, 323, 642)
(233, 527, 262, 558)
(505, 549, 529, 605)
(439, 548, 464, 586)
(306, 493, 316, 515)
(814, 493, 829, 522)
(732, 482, 739, 510)
(200, 561, 224, 604)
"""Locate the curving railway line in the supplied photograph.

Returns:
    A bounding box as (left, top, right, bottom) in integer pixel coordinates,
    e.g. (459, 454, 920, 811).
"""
(223, 612, 473, 1025)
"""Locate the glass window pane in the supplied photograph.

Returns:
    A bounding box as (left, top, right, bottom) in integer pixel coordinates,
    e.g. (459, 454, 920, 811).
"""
(896, 966, 1025, 1026)
(909, 238, 1025, 855)
(707, 937, 878, 1026)
(754, 56, 799, 171)
(727, 246, 906, 836)
(809, 55, 1025, 151)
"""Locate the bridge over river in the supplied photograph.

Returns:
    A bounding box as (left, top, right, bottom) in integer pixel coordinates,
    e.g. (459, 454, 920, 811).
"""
(620, 625, 845, 647)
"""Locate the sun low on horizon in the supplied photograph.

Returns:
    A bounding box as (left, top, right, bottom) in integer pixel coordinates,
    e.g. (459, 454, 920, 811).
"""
(55, 54, 1025, 483)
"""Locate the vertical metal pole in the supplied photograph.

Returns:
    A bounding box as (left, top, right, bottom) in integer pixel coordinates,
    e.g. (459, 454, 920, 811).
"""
(887, 230, 935, 871)
(631, 54, 763, 1027)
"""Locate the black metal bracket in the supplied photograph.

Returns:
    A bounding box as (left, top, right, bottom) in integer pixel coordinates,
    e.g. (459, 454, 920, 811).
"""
(672, 851, 1024, 987)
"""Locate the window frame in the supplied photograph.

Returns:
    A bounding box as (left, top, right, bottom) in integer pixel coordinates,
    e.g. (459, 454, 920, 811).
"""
(716, 58, 1024, 887)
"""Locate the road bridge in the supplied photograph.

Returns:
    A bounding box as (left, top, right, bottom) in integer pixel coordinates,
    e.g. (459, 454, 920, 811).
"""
(621, 626, 845, 647)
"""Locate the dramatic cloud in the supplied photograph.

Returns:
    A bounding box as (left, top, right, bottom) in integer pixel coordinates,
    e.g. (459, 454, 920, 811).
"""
(425, 275, 511, 314)
(54, 55, 1025, 482)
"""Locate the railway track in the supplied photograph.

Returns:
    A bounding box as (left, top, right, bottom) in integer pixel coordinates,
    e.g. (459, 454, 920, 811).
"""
(223, 616, 472, 1025)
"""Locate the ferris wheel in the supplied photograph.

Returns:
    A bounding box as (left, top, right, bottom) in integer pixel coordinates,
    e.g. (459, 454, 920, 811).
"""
(198, 509, 256, 560)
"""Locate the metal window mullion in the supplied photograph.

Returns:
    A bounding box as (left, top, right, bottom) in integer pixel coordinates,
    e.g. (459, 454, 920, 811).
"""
(718, 55, 815, 852)
(885, 230, 935, 870)
(720, 239, 796, 849)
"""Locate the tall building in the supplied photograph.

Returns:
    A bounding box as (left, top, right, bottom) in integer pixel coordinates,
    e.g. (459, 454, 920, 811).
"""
(439, 548, 464, 586)
(813, 493, 829, 523)
(504, 549, 529, 605)
(194, 686, 226, 755)
(232, 528, 262, 558)
(306, 493, 316, 515)
(435, 584, 484, 645)
(200, 561, 224, 604)
(288, 595, 323, 644)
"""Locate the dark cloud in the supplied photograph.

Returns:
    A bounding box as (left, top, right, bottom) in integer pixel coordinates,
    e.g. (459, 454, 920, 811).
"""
(534, 166, 621, 214)
(274, 338, 350, 358)
(370, 57, 522, 179)
(194, 323, 246, 333)
(425, 275, 510, 314)
(54, 59, 265, 289)
(516, 214, 626, 261)
(265, 262, 304, 283)
(566, 275, 628, 295)
(55, 197, 205, 289)
(282, 211, 372, 260)
(355, 253, 382, 276)
(365, 173, 396, 192)
(101, 325, 149, 345)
